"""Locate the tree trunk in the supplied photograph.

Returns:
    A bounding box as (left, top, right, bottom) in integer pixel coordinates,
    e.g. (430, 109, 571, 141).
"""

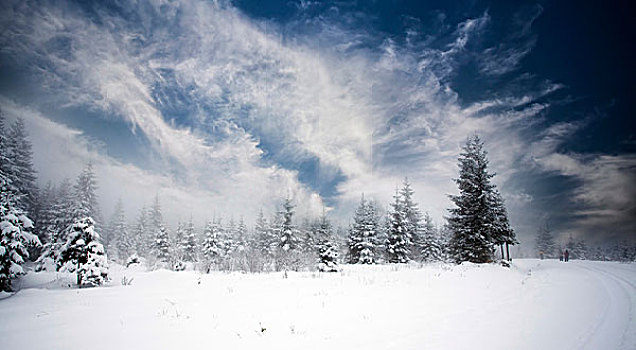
(500, 244, 504, 260)
(505, 243, 510, 261)
(76, 261, 81, 286)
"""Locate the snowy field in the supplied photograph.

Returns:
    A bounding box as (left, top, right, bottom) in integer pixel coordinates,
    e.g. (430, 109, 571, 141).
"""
(1, 259, 635, 350)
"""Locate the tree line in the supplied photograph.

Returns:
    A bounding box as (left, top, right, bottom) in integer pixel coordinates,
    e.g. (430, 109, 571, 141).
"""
(2, 109, 631, 291)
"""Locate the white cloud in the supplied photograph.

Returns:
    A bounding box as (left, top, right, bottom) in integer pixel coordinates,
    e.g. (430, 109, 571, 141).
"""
(2, 0, 628, 247)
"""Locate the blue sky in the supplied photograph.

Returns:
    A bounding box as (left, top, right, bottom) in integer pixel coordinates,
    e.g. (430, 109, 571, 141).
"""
(0, 0, 634, 247)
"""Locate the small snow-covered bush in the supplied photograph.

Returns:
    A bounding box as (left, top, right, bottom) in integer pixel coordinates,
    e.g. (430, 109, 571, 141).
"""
(172, 260, 186, 271)
(126, 254, 141, 267)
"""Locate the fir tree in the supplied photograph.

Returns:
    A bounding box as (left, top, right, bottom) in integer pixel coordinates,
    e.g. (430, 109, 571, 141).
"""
(447, 135, 498, 263)
(202, 219, 225, 271)
(173, 221, 185, 261)
(535, 224, 556, 259)
(34, 182, 58, 247)
(490, 190, 517, 261)
(153, 224, 171, 263)
(53, 179, 76, 240)
(147, 194, 163, 250)
(6, 118, 37, 213)
(348, 195, 379, 264)
(420, 213, 442, 262)
(132, 207, 149, 257)
(315, 213, 338, 272)
(0, 175, 40, 291)
(73, 163, 100, 224)
(400, 178, 422, 259)
(57, 217, 109, 287)
(386, 189, 411, 263)
(35, 179, 75, 270)
(110, 199, 132, 261)
(235, 217, 248, 252)
(255, 209, 276, 259)
(0, 111, 13, 181)
(574, 240, 588, 260)
(279, 199, 299, 252)
(182, 218, 198, 262)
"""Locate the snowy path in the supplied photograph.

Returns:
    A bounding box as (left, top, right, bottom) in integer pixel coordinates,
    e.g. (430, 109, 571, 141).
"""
(571, 262, 636, 349)
(0, 259, 634, 350)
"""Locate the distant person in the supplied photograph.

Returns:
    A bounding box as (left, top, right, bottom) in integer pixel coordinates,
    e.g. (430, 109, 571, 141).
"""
(559, 251, 563, 261)
(564, 249, 569, 262)
(540, 251, 544, 260)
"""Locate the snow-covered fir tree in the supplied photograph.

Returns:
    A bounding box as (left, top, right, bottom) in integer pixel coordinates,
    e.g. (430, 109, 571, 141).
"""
(276, 198, 301, 271)
(109, 199, 132, 261)
(6, 118, 37, 215)
(153, 224, 171, 263)
(279, 199, 299, 252)
(224, 217, 238, 255)
(348, 195, 380, 264)
(103, 199, 121, 254)
(574, 240, 588, 260)
(255, 209, 277, 261)
(148, 195, 162, 229)
(420, 213, 442, 262)
(34, 182, 57, 248)
(386, 189, 411, 263)
(447, 135, 500, 263)
(400, 178, 422, 259)
(490, 190, 517, 261)
(235, 217, 248, 253)
(0, 111, 11, 180)
(534, 224, 556, 259)
(57, 217, 109, 287)
(132, 207, 149, 258)
(173, 221, 185, 261)
(35, 179, 75, 270)
(0, 175, 40, 291)
(182, 218, 198, 262)
(73, 163, 100, 224)
(202, 219, 225, 271)
(147, 195, 163, 249)
(52, 179, 76, 240)
(315, 213, 338, 272)
(300, 218, 317, 256)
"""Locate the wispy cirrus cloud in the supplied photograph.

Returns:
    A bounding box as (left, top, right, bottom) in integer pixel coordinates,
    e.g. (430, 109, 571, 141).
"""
(0, 0, 630, 247)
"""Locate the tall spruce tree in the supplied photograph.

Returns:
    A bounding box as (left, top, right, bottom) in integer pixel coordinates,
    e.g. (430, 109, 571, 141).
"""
(277, 198, 300, 271)
(447, 135, 500, 263)
(147, 194, 163, 251)
(420, 213, 442, 262)
(348, 195, 379, 264)
(132, 207, 149, 257)
(6, 118, 37, 214)
(35, 182, 57, 247)
(109, 199, 132, 261)
(535, 224, 556, 259)
(182, 218, 198, 262)
(255, 209, 276, 260)
(400, 178, 422, 259)
(489, 190, 517, 260)
(279, 199, 299, 252)
(0, 173, 40, 291)
(35, 179, 75, 269)
(386, 189, 412, 263)
(153, 224, 171, 263)
(202, 219, 225, 271)
(73, 163, 100, 223)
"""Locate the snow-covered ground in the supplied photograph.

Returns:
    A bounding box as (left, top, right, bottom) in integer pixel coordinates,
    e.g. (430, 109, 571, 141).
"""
(1, 259, 634, 350)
